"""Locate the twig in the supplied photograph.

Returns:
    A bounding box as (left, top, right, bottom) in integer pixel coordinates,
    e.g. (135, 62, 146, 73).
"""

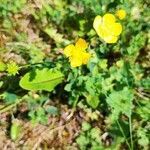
(135, 91, 149, 100)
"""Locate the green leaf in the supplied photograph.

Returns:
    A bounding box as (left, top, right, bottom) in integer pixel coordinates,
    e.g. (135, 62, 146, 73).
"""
(10, 119, 21, 141)
(98, 59, 108, 70)
(82, 121, 91, 131)
(136, 99, 150, 121)
(19, 68, 64, 92)
(90, 127, 101, 141)
(64, 83, 72, 91)
(137, 127, 149, 147)
(140, 77, 150, 89)
(46, 106, 58, 116)
(106, 87, 133, 119)
(0, 61, 6, 71)
(1, 92, 17, 104)
(76, 135, 90, 147)
(0, 81, 3, 88)
(86, 95, 99, 109)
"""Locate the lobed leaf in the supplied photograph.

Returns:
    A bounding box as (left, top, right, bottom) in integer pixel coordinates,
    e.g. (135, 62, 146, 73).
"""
(19, 68, 64, 92)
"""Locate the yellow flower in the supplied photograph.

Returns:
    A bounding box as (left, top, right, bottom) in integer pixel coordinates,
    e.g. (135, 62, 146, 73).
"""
(116, 9, 126, 20)
(7, 62, 19, 76)
(64, 38, 91, 67)
(93, 13, 122, 43)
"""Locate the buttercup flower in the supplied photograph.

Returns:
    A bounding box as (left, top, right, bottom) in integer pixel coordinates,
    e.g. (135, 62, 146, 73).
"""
(116, 9, 126, 20)
(93, 13, 122, 43)
(64, 38, 91, 67)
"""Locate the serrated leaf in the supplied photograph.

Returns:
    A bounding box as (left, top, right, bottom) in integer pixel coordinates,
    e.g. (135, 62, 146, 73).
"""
(82, 121, 91, 131)
(19, 68, 64, 92)
(90, 127, 101, 140)
(106, 87, 133, 119)
(76, 135, 90, 146)
(46, 106, 58, 116)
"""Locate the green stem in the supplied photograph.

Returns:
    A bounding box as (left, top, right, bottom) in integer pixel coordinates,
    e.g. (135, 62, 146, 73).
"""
(129, 116, 133, 150)
(73, 95, 79, 108)
(19, 62, 44, 69)
(117, 120, 131, 150)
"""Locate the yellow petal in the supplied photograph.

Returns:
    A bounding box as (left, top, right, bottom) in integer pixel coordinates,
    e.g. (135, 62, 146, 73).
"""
(110, 23, 122, 36)
(99, 25, 110, 38)
(70, 57, 82, 67)
(70, 49, 83, 67)
(93, 15, 102, 33)
(75, 38, 88, 51)
(94, 22, 108, 39)
(116, 9, 126, 20)
(103, 35, 118, 43)
(103, 13, 116, 24)
(82, 52, 91, 64)
(64, 44, 75, 57)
